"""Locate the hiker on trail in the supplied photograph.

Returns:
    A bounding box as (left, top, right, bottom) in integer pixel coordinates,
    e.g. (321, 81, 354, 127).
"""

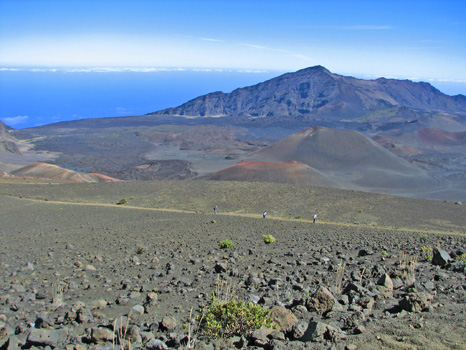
(313, 213, 317, 223)
(263, 211, 267, 218)
(214, 206, 218, 214)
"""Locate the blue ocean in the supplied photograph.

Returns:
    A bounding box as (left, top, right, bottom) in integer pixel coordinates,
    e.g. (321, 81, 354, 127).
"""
(1, 68, 465, 129)
(0, 69, 281, 129)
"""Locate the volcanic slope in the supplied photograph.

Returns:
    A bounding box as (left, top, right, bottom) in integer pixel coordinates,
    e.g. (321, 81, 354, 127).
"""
(0, 120, 21, 155)
(11, 162, 119, 183)
(201, 160, 340, 187)
(150, 65, 466, 121)
(246, 126, 436, 194)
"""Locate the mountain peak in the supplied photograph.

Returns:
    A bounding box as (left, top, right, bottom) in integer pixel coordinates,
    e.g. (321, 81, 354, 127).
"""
(299, 65, 332, 73)
(150, 67, 466, 120)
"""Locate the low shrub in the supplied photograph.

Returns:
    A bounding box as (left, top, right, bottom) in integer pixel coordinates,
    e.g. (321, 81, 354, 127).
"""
(219, 240, 234, 249)
(456, 253, 466, 263)
(421, 246, 433, 261)
(263, 234, 276, 244)
(199, 296, 276, 339)
(117, 198, 128, 205)
(136, 245, 146, 254)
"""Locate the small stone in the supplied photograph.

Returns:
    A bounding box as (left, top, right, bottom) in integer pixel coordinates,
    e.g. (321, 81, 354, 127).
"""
(160, 315, 177, 331)
(306, 286, 335, 314)
(27, 329, 59, 348)
(91, 327, 114, 344)
(10, 284, 25, 293)
(354, 325, 366, 334)
(214, 262, 227, 273)
(268, 339, 287, 350)
(290, 321, 308, 340)
(251, 326, 274, 346)
(85, 264, 96, 271)
(424, 281, 435, 290)
(88, 299, 107, 310)
(300, 321, 346, 343)
(377, 274, 393, 290)
(132, 305, 145, 315)
(268, 306, 298, 333)
(432, 248, 451, 267)
(399, 292, 433, 312)
(127, 325, 142, 344)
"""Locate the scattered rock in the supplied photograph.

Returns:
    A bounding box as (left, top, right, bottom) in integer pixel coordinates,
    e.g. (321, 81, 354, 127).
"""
(160, 315, 177, 331)
(399, 292, 433, 312)
(300, 321, 346, 343)
(91, 327, 114, 343)
(267, 306, 298, 333)
(306, 286, 335, 314)
(377, 274, 394, 290)
(432, 248, 451, 267)
(27, 329, 59, 348)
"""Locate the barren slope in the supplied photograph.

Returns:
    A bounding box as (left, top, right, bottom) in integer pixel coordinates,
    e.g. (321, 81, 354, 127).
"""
(11, 162, 120, 183)
(201, 160, 340, 187)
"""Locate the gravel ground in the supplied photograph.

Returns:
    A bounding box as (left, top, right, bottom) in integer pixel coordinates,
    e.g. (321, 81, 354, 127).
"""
(0, 180, 465, 349)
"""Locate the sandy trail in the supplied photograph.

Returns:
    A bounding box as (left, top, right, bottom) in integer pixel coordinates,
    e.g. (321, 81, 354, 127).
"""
(10, 195, 465, 237)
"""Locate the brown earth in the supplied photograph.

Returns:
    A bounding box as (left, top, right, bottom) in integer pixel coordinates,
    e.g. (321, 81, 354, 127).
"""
(416, 128, 466, 147)
(0, 179, 465, 349)
(201, 160, 340, 187)
(11, 162, 120, 183)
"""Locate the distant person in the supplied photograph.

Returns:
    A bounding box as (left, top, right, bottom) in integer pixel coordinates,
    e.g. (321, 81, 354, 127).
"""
(263, 211, 267, 218)
(214, 206, 218, 214)
(313, 213, 317, 223)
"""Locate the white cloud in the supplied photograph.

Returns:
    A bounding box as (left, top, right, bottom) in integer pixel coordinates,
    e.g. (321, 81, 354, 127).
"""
(2, 116, 29, 126)
(200, 37, 223, 42)
(0, 66, 271, 74)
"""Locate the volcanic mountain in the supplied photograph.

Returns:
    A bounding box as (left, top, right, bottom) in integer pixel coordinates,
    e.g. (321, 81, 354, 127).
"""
(0, 120, 21, 155)
(246, 126, 436, 193)
(150, 66, 466, 123)
(11, 162, 120, 183)
(201, 160, 339, 187)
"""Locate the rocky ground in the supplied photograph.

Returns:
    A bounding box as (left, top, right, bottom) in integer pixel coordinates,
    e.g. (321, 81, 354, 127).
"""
(0, 180, 465, 350)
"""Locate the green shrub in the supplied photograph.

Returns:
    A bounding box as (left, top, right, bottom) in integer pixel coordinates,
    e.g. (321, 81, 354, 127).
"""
(421, 245, 433, 261)
(219, 240, 234, 249)
(117, 198, 127, 205)
(456, 253, 466, 263)
(380, 249, 388, 257)
(199, 296, 276, 339)
(263, 234, 276, 244)
(136, 245, 146, 254)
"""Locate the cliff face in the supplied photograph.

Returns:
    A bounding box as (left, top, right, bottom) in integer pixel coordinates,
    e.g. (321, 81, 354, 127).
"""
(0, 121, 21, 154)
(151, 66, 466, 120)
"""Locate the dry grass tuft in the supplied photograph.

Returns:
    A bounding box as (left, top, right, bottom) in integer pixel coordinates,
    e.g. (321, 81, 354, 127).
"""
(50, 282, 66, 310)
(399, 253, 418, 286)
(214, 275, 236, 303)
(335, 260, 346, 296)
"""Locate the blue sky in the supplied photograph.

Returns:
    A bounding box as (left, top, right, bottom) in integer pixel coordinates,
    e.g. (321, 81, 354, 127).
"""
(1, 0, 465, 84)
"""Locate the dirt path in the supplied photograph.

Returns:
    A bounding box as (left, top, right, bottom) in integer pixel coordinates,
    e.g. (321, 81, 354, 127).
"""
(9, 195, 465, 237)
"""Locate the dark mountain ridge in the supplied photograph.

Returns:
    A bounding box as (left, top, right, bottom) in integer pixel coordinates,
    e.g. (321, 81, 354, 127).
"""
(150, 66, 466, 121)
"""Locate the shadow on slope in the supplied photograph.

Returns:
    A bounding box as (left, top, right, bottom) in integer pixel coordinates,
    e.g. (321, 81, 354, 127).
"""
(246, 126, 436, 193)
